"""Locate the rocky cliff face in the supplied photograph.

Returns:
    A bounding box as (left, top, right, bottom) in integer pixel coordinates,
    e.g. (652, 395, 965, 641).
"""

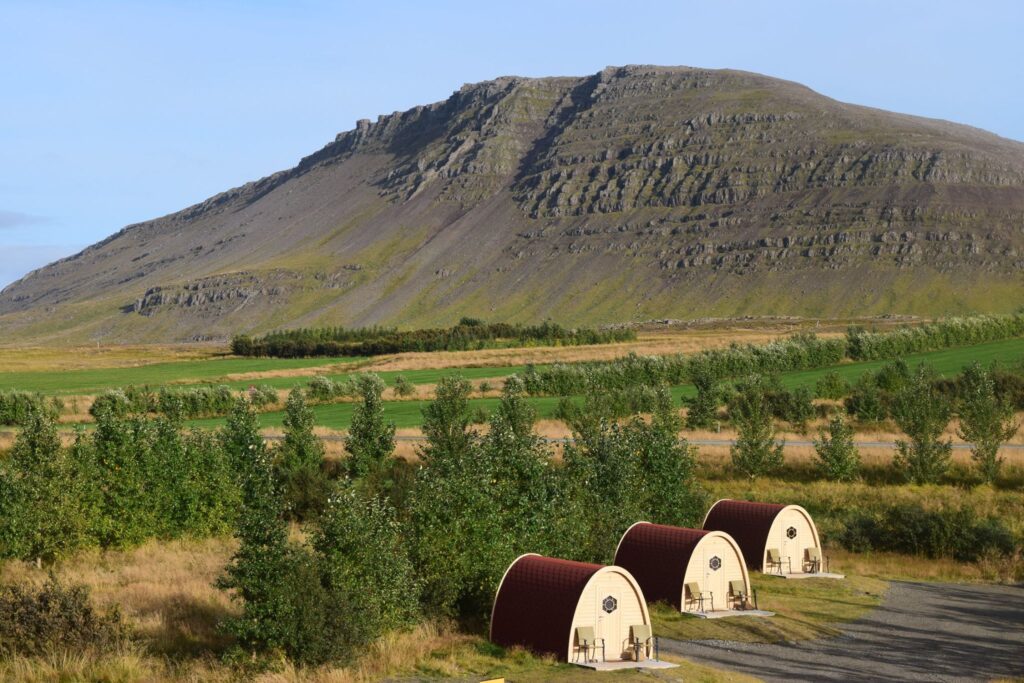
(3, 65, 1023, 342)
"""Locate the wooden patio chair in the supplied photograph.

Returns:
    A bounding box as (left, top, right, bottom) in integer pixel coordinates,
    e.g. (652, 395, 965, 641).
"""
(728, 579, 749, 610)
(684, 581, 714, 612)
(573, 625, 604, 663)
(804, 547, 822, 574)
(629, 623, 657, 661)
(766, 548, 791, 575)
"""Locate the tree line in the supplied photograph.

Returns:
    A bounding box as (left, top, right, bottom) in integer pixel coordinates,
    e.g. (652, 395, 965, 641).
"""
(230, 318, 635, 358)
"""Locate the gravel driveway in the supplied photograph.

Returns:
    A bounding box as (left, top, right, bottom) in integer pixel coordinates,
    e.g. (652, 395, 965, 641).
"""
(663, 581, 1024, 682)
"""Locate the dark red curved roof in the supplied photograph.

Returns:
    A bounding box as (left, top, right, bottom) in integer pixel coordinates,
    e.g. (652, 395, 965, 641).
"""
(614, 523, 707, 609)
(490, 555, 603, 658)
(702, 500, 785, 569)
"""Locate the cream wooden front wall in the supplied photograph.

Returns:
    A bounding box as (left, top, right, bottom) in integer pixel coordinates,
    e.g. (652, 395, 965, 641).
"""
(681, 533, 749, 612)
(569, 568, 649, 661)
(764, 506, 821, 573)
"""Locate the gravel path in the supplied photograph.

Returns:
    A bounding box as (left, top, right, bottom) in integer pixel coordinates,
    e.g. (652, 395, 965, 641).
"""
(663, 582, 1024, 682)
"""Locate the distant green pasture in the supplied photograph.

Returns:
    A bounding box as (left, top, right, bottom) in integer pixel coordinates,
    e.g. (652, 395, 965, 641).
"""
(184, 337, 1024, 431)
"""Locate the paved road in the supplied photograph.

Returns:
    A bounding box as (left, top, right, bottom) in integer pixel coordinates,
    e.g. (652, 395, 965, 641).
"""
(663, 582, 1024, 682)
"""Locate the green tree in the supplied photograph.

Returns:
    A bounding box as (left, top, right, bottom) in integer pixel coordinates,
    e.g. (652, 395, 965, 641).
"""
(86, 403, 156, 547)
(778, 386, 815, 433)
(956, 363, 1018, 483)
(685, 367, 719, 430)
(492, 375, 536, 440)
(845, 373, 888, 423)
(813, 415, 861, 481)
(891, 365, 953, 484)
(218, 426, 325, 661)
(410, 377, 557, 618)
(313, 488, 419, 649)
(418, 375, 474, 465)
(0, 404, 92, 563)
(221, 397, 265, 475)
(344, 374, 395, 480)
(561, 418, 646, 563)
(729, 376, 784, 478)
(278, 390, 329, 519)
(634, 388, 706, 526)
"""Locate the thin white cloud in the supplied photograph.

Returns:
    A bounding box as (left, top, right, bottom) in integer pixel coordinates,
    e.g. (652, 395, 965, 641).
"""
(0, 210, 50, 230)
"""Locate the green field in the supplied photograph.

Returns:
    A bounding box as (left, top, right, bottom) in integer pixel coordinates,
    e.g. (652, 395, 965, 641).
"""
(0, 356, 361, 394)
(183, 337, 1024, 430)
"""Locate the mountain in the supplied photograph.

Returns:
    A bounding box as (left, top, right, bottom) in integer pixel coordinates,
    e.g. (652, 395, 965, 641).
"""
(3, 65, 1024, 343)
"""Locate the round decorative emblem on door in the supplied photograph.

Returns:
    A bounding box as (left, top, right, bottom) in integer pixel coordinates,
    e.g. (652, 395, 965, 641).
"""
(786, 526, 797, 539)
(709, 556, 722, 571)
(602, 596, 618, 613)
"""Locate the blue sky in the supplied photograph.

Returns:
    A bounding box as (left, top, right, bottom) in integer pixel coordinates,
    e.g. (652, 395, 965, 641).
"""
(2, 0, 1022, 288)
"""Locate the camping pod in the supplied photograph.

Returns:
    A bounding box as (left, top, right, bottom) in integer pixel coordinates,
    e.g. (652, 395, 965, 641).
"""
(702, 499, 822, 574)
(614, 522, 751, 613)
(490, 554, 652, 662)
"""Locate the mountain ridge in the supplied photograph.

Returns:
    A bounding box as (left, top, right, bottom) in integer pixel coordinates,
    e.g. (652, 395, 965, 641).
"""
(3, 65, 1024, 343)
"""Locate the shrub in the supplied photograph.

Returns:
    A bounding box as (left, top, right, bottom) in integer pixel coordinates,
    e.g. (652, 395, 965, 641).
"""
(392, 375, 416, 397)
(838, 504, 1017, 561)
(891, 365, 953, 484)
(773, 386, 815, 432)
(814, 371, 849, 400)
(845, 373, 888, 423)
(956, 363, 1019, 483)
(813, 415, 861, 482)
(875, 359, 912, 393)
(306, 375, 347, 402)
(344, 375, 395, 482)
(0, 576, 126, 656)
(728, 377, 784, 478)
(249, 384, 278, 408)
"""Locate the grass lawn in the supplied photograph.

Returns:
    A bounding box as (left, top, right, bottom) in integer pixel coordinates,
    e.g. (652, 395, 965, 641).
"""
(652, 574, 887, 643)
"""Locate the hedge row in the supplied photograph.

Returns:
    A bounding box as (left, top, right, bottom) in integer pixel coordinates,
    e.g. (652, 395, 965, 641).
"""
(88, 385, 278, 421)
(846, 314, 1024, 361)
(0, 392, 53, 426)
(522, 333, 845, 396)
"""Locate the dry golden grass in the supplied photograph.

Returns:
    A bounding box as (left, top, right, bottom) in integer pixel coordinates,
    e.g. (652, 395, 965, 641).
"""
(358, 327, 838, 374)
(1, 537, 238, 657)
(0, 344, 221, 373)
(829, 548, 1024, 584)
